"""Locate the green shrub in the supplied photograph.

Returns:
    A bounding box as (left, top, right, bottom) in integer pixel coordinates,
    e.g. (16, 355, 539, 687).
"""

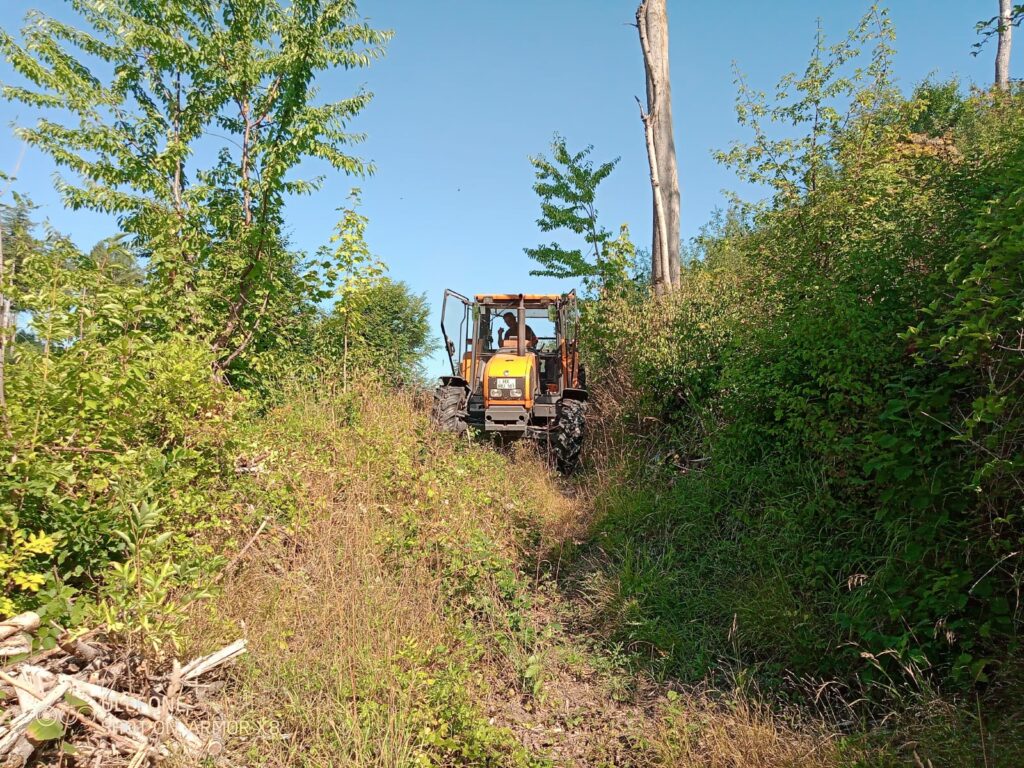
(580, 85, 1024, 695)
(1, 224, 239, 629)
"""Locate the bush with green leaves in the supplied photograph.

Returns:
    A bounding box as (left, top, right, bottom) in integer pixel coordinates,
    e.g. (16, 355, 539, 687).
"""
(314, 277, 434, 386)
(0, 0, 389, 376)
(580, 9, 1024, 697)
(0, 208, 238, 627)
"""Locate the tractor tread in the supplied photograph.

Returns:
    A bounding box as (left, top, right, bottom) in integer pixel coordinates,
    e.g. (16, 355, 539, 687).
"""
(555, 398, 586, 473)
(431, 384, 468, 434)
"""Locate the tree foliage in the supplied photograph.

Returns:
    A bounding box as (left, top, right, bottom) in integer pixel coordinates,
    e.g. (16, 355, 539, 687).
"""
(715, 5, 897, 204)
(0, 0, 390, 372)
(0, 1, 441, 644)
(524, 135, 631, 291)
(318, 278, 433, 385)
(973, 3, 1024, 55)
(0, 203, 234, 625)
(582, 10, 1024, 698)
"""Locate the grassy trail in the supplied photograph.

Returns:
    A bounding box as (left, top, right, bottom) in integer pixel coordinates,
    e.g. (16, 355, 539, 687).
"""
(182, 387, 852, 767)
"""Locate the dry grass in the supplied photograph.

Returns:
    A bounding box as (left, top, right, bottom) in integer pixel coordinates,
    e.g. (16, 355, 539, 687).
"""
(182, 384, 562, 766)
(178, 383, 896, 768)
(188, 388, 442, 766)
(653, 688, 858, 768)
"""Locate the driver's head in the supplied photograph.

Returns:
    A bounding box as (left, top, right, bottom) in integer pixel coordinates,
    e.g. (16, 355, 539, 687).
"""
(502, 312, 517, 329)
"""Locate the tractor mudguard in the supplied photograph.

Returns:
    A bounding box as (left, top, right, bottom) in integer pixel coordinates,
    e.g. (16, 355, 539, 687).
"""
(440, 375, 469, 389)
(560, 387, 589, 402)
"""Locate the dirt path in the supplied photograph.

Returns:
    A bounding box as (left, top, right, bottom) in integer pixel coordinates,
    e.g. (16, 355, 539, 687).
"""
(196, 395, 855, 768)
(480, 583, 664, 766)
(468, 471, 669, 767)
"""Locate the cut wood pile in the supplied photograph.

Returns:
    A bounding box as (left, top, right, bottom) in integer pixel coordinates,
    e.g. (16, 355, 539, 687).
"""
(0, 611, 245, 767)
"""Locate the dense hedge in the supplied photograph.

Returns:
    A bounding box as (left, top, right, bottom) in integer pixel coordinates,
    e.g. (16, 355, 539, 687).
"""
(582, 87, 1024, 693)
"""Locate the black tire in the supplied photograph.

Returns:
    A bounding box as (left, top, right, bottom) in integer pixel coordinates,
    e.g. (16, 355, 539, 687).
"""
(555, 398, 586, 474)
(432, 384, 468, 434)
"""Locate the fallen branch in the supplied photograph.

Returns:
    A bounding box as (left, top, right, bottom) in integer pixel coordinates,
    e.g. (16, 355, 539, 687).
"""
(0, 613, 39, 644)
(0, 668, 48, 709)
(0, 632, 32, 657)
(19, 666, 202, 754)
(180, 639, 247, 682)
(55, 702, 148, 755)
(67, 678, 201, 753)
(1, 629, 244, 762)
(63, 688, 152, 749)
(0, 681, 69, 757)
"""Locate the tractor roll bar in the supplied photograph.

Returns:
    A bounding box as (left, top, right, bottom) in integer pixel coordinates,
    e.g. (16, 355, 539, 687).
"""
(517, 294, 526, 358)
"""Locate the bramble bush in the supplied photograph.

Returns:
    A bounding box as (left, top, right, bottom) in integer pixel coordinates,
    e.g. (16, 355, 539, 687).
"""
(579, 19, 1024, 698)
(0, 213, 240, 637)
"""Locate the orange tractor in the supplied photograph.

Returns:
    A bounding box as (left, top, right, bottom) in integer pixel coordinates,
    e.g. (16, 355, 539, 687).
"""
(431, 291, 587, 472)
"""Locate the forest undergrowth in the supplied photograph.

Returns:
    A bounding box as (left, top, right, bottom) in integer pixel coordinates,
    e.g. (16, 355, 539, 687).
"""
(175, 383, 1007, 768)
(2, 5, 1022, 765)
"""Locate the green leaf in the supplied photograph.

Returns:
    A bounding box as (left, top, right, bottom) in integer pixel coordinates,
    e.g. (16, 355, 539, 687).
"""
(63, 692, 93, 716)
(27, 717, 65, 742)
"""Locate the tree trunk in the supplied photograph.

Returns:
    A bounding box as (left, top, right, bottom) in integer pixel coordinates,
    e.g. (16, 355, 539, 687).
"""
(997, 0, 1013, 90)
(637, 0, 681, 292)
(0, 219, 10, 434)
(637, 99, 670, 294)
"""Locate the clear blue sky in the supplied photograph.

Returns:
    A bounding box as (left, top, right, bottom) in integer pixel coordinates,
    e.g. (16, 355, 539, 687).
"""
(0, 1, 996, 375)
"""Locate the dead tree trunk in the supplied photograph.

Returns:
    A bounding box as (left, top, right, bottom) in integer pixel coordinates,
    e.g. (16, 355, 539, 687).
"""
(997, 0, 1014, 89)
(0, 216, 10, 435)
(637, 0, 681, 293)
(636, 96, 670, 294)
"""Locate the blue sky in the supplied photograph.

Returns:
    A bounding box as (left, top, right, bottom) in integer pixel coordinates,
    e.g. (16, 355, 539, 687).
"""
(0, 1, 997, 374)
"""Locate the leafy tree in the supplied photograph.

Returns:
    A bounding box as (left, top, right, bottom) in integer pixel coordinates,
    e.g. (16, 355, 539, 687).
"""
(0, 0, 390, 373)
(320, 278, 433, 385)
(908, 79, 968, 137)
(318, 190, 386, 387)
(715, 5, 897, 204)
(524, 135, 628, 292)
(87, 236, 144, 286)
(0, 194, 40, 429)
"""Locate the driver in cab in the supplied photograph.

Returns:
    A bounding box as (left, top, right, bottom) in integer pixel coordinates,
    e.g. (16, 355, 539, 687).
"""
(498, 312, 538, 350)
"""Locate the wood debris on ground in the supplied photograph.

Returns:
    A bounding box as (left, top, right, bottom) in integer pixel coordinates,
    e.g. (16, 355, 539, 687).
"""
(0, 611, 245, 767)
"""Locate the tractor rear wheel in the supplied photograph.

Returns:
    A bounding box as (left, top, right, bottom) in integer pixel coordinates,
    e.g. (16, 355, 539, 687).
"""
(555, 398, 586, 473)
(432, 384, 468, 434)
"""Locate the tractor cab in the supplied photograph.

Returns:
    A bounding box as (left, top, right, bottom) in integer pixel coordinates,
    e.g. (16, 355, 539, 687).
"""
(433, 290, 587, 472)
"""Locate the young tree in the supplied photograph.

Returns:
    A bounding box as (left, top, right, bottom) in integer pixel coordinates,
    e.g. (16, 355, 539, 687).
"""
(0, 193, 39, 432)
(0, 0, 389, 374)
(636, 0, 681, 294)
(320, 191, 385, 389)
(325, 279, 432, 384)
(525, 136, 630, 293)
(716, 7, 897, 208)
(0, 197, 14, 431)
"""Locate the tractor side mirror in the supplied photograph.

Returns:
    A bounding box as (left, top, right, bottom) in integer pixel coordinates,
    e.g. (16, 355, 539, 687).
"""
(447, 339, 455, 356)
